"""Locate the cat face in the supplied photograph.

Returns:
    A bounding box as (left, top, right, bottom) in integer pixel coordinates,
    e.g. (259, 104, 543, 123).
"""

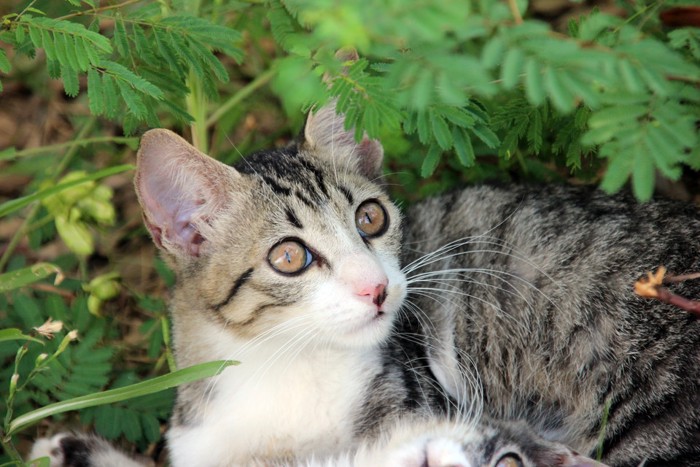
(135, 103, 406, 349)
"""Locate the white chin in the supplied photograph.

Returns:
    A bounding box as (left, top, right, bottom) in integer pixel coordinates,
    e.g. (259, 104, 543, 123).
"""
(336, 311, 395, 348)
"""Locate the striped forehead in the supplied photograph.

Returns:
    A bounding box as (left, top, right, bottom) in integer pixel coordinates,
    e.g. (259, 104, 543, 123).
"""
(235, 147, 355, 208)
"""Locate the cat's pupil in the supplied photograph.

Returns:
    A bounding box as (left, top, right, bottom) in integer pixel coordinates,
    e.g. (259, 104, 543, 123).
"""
(355, 200, 388, 238)
(268, 239, 311, 274)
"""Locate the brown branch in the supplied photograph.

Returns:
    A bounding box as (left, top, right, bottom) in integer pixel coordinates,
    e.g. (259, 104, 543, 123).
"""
(634, 266, 700, 317)
(507, 0, 524, 25)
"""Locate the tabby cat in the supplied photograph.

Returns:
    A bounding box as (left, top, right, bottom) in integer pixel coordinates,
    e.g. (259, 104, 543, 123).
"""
(32, 102, 700, 466)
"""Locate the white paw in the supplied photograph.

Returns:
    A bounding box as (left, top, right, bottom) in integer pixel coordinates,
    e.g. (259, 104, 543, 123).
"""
(384, 436, 472, 467)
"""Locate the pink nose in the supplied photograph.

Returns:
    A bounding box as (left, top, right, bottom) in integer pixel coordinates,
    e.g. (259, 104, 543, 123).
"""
(357, 282, 388, 307)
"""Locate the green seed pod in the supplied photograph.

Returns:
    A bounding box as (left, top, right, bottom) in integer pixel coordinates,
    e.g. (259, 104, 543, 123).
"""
(55, 215, 94, 256)
(87, 294, 103, 317)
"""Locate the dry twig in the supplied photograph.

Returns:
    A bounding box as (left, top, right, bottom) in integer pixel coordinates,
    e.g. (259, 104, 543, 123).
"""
(634, 266, 700, 317)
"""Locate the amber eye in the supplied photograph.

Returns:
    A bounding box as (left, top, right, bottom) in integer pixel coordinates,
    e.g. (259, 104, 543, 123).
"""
(495, 454, 523, 467)
(268, 239, 313, 274)
(355, 200, 388, 238)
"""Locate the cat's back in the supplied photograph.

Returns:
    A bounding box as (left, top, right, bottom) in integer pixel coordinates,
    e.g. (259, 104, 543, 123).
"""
(402, 184, 700, 466)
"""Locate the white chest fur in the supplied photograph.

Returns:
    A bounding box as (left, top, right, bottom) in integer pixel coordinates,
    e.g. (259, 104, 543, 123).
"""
(167, 339, 381, 466)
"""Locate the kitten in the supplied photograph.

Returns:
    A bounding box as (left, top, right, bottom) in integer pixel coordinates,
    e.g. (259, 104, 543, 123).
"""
(30, 101, 699, 466)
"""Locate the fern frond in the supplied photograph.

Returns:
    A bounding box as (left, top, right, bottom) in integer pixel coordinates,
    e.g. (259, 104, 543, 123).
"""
(157, 15, 243, 62)
(100, 60, 164, 100)
(584, 93, 696, 200)
(668, 28, 700, 60)
(22, 16, 111, 69)
(115, 78, 147, 120)
(131, 23, 155, 62)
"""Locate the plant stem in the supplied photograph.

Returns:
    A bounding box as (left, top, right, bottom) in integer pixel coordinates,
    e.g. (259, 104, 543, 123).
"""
(0, 117, 96, 273)
(507, 0, 523, 24)
(206, 68, 276, 128)
(2, 136, 138, 161)
(0, 432, 23, 462)
(186, 72, 209, 153)
(57, 0, 143, 20)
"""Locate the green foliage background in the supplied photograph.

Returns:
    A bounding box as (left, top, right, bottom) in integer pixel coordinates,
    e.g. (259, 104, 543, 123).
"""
(0, 0, 698, 463)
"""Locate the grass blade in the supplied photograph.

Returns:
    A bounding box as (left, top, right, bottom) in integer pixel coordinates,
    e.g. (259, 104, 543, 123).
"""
(8, 360, 238, 435)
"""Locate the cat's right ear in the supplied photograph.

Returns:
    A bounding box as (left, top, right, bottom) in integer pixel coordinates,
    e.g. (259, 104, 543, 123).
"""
(303, 101, 384, 179)
(135, 129, 240, 258)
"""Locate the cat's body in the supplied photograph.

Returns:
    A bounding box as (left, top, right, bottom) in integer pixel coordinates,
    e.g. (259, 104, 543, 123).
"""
(31, 102, 700, 466)
(403, 185, 700, 465)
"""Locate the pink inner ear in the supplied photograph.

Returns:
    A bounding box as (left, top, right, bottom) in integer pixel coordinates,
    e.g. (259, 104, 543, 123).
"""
(135, 129, 231, 257)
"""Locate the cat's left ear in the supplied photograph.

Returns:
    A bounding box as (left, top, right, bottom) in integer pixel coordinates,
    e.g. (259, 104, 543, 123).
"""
(303, 101, 384, 179)
(134, 129, 242, 259)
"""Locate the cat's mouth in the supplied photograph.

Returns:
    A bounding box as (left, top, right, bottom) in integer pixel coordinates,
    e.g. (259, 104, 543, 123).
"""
(347, 307, 391, 336)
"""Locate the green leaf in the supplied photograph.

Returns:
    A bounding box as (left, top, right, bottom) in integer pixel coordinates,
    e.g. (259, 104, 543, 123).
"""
(87, 67, 105, 116)
(632, 153, 655, 201)
(27, 23, 43, 50)
(113, 16, 129, 57)
(416, 110, 431, 145)
(501, 47, 525, 89)
(47, 58, 61, 79)
(618, 60, 645, 94)
(524, 58, 545, 106)
(40, 28, 55, 61)
(558, 71, 600, 109)
(30, 16, 112, 55)
(60, 64, 79, 97)
(8, 360, 238, 435)
(62, 33, 81, 71)
(600, 154, 633, 194)
(452, 128, 475, 167)
(421, 145, 443, 177)
(0, 262, 63, 293)
(15, 21, 27, 43)
(482, 36, 506, 69)
(440, 107, 475, 128)
(588, 104, 648, 129)
(102, 74, 120, 118)
(53, 31, 70, 66)
(0, 328, 44, 345)
(544, 67, 574, 113)
(72, 34, 90, 71)
(411, 68, 434, 110)
(430, 109, 453, 150)
(471, 122, 500, 148)
(0, 48, 10, 74)
(101, 60, 164, 100)
(116, 79, 147, 120)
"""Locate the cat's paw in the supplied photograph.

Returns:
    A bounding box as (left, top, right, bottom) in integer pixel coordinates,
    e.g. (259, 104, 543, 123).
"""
(352, 419, 609, 467)
(385, 435, 472, 467)
(28, 432, 149, 467)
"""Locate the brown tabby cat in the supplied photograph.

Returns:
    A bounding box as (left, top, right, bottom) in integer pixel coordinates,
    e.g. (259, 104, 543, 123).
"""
(31, 101, 700, 466)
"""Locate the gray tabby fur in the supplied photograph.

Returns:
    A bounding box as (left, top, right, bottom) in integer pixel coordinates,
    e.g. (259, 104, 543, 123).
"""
(30, 102, 700, 466)
(401, 185, 700, 466)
